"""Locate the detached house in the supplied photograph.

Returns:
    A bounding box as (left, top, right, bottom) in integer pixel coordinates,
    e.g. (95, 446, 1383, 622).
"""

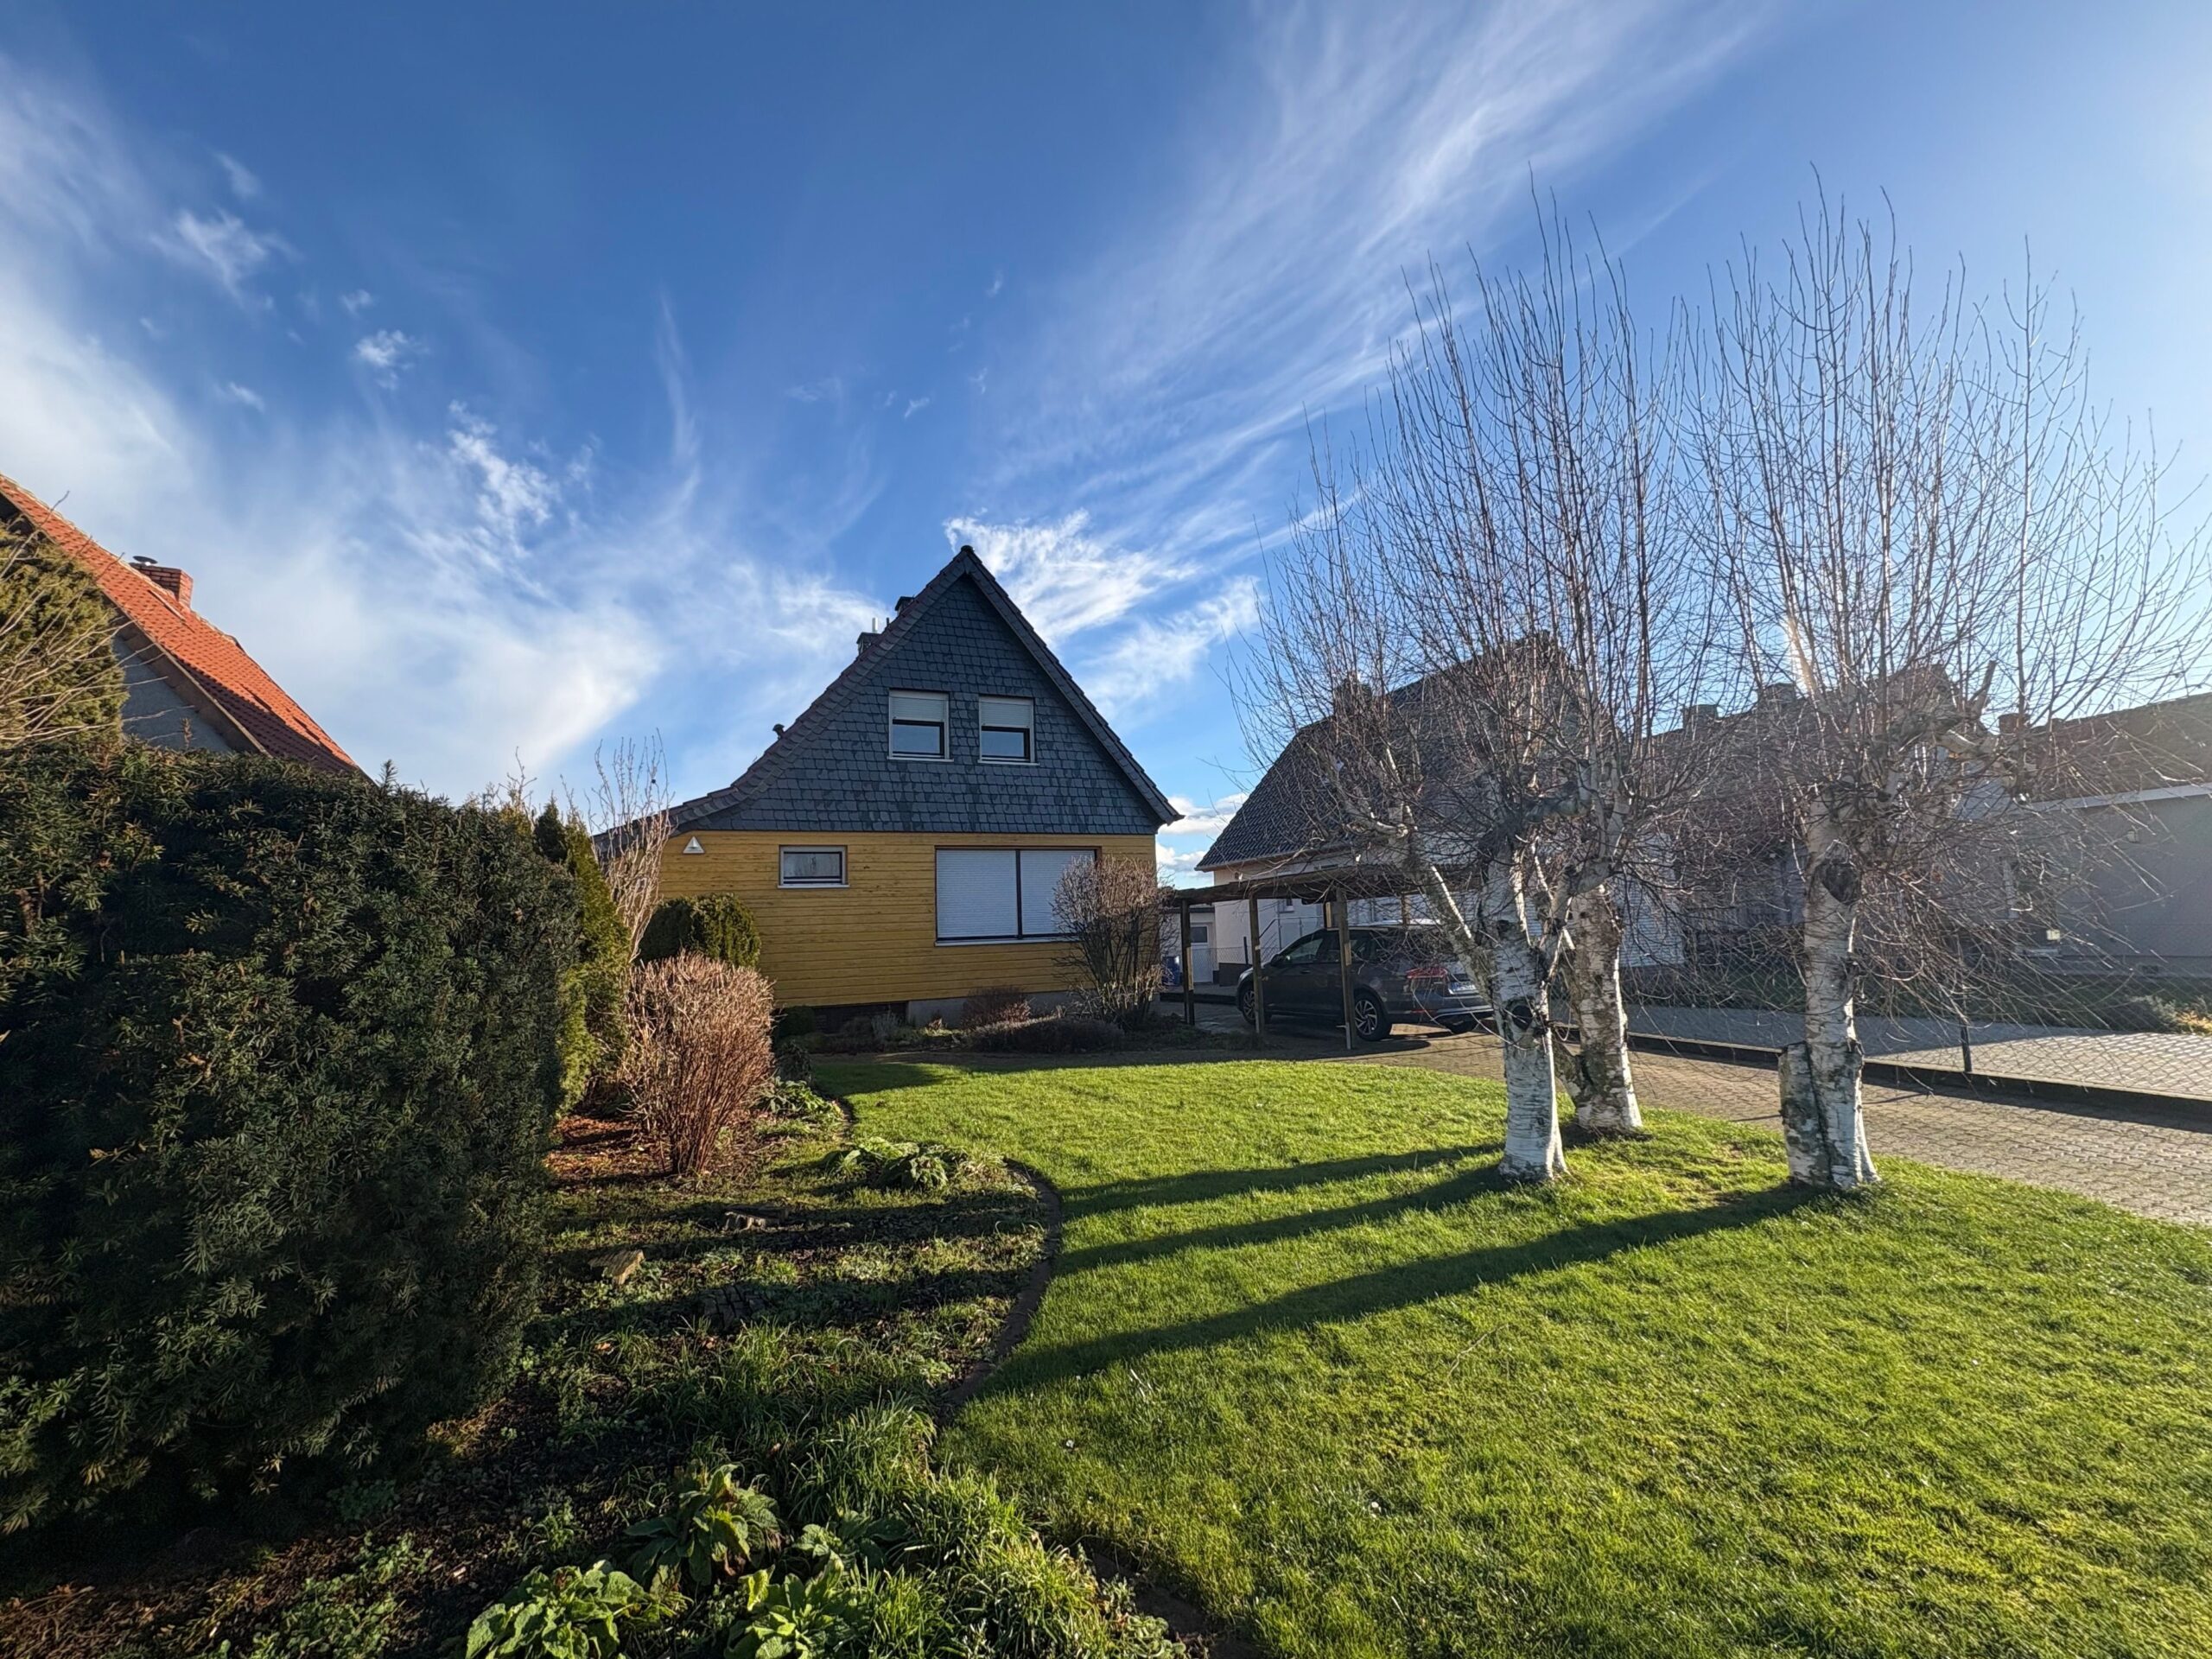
(652, 546, 1173, 1020)
(0, 472, 357, 773)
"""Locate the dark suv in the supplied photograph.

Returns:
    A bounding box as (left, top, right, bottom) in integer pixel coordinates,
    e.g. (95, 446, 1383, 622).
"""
(1235, 923, 1491, 1042)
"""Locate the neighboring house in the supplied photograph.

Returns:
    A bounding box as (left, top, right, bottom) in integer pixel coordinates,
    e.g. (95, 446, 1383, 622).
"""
(651, 545, 1174, 1020)
(0, 472, 357, 772)
(1196, 676, 1498, 980)
(1196, 666, 1680, 980)
(2019, 690, 2212, 976)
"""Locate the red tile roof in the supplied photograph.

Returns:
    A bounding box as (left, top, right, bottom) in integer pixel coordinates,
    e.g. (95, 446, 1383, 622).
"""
(0, 471, 358, 773)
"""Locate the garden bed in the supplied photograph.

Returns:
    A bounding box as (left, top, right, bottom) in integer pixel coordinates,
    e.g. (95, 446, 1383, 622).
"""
(0, 1103, 1171, 1657)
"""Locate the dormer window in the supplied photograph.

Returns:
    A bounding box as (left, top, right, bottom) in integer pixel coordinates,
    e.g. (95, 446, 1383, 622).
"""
(889, 690, 948, 759)
(979, 696, 1034, 762)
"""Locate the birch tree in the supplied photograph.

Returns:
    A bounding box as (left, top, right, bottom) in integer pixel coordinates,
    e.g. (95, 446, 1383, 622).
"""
(1248, 219, 1707, 1175)
(1689, 198, 2210, 1190)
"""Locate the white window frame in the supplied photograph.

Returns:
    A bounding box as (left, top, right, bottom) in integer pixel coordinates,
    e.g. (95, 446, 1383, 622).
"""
(978, 695, 1035, 764)
(888, 690, 949, 760)
(934, 846, 1097, 943)
(779, 846, 848, 888)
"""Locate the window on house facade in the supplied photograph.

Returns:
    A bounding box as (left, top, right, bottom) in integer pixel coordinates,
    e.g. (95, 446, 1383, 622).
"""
(978, 695, 1034, 762)
(935, 847, 1095, 941)
(779, 846, 847, 887)
(889, 690, 948, 758)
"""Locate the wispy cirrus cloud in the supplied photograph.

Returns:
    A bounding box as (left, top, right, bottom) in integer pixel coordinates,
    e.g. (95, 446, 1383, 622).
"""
(936, 3, 1770, 755)
(215, 151, 260, 200)
(158, 206, 291, 305)
(352, 327, 421, 385)
(0, 54, 878, 800)
(946, 510, 1195, 644)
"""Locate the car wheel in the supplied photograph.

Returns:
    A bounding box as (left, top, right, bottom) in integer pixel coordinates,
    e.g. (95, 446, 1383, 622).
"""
(1353, 988, 1391, 1043)
(1236, 984, 1257, 1027)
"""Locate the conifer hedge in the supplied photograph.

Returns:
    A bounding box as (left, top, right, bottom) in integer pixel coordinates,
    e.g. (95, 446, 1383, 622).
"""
(534, 802, 630, 1103)
(0, 741, 575, 1529)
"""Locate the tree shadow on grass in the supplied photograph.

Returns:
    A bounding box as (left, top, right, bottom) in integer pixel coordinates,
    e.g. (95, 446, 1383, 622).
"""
(988, 1184, 1817, 1396)
(1058, 1156, 1505, 1276)
(1065, 1145, 1494, 1220)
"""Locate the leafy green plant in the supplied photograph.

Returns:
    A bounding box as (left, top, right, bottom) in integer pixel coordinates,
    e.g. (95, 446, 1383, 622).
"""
(965, 1014, 1127, 1054)
(464, 1560, 659, 1659)
(624, 1461, 781, 1590)
(721, 1569, 854, 1659)
(223, 1534, 428, 1659)
(833, 1138, 998, 1192)
(765, 1078, 839, 1132)
(793, 1510, 914, 1574)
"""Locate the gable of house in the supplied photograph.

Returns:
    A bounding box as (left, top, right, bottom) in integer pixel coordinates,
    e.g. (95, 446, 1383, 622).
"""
(0, 472, 357, 774)
(650, 546, 1170, 1016)
(671, 548, 1173, 836)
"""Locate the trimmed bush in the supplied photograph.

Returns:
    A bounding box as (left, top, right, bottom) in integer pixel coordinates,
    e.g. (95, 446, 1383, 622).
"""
(620, 957, 777, 1176)
(534, 803, 631, 1104)
(638, 892, 762, 969)
(0, 741, 575, 1529)
(966, 1014, 1126, 1055)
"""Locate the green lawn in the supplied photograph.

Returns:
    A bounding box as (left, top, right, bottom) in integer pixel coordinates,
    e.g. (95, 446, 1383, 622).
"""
(824, 1057, 2212, 1659)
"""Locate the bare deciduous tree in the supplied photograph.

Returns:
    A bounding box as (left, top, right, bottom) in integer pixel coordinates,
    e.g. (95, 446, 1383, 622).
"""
(1052, 855, 1162, 1027)
(1249, 220, 1707, 1176)
(1689, 196, 2210, 1189)
(578, 734, 675, 955)
(0, 527, 124, 749)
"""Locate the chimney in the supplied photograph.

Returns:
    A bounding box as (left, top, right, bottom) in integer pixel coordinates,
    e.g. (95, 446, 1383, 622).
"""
(855, 629, 881, 656)
(130, 556, 193, 609)
(1998, 712, 2023, 736)
(1332, 674, 1373, 721)
(1680, 702, 1720, 728)
(1755, 682, 1800, 706)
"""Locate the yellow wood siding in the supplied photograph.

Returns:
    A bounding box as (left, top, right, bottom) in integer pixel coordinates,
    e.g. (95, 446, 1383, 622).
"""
(656, 830, 1157, 1007)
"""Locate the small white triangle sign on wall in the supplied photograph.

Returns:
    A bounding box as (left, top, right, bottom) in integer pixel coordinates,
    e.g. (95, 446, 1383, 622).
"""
(682, 836, 705, 855)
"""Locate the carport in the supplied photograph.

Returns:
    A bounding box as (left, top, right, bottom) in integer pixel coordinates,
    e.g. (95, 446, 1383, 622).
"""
(1160, 864, 1434, 1050)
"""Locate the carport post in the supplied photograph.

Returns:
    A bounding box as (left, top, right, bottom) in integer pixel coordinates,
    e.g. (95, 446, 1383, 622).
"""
(1179, 893, 1196, 1029)
(1336, 889, 1354, 1050)
(1246, 892, 1266, 1045)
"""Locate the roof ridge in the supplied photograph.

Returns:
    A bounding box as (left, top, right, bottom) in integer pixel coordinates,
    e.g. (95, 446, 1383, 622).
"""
(666, 544, 1173, 830)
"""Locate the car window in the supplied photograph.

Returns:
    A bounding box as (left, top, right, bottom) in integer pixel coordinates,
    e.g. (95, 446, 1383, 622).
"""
(1274, 932, 1327, 966)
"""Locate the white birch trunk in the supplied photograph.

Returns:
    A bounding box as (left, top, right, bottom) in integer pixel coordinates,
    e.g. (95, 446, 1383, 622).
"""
(1563, 887, 1642, 1135)
(1484, 859, 1567, 1181)
(1781, 797, 1878, 1190)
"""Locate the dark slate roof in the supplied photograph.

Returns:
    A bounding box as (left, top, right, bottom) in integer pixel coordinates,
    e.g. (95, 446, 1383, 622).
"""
(1198, 664, 1496, 871)
(668, 547, 1174, 835)
(1194, 721, 1344, 871)
(2026, 690, 2212, 799)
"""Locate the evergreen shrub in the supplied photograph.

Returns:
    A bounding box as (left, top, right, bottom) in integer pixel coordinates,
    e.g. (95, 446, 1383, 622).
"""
(639, 892, 761, 969)
(0, 740, 575, 1528)
(534, 803, 631, 1103)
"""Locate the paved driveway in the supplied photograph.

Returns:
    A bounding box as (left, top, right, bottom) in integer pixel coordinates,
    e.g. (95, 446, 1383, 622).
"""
(1628, 1005, 2212, 1102)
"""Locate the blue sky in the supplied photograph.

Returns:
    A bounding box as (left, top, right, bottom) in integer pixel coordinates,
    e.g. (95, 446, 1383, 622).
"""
(3, 3, 2209, 879)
